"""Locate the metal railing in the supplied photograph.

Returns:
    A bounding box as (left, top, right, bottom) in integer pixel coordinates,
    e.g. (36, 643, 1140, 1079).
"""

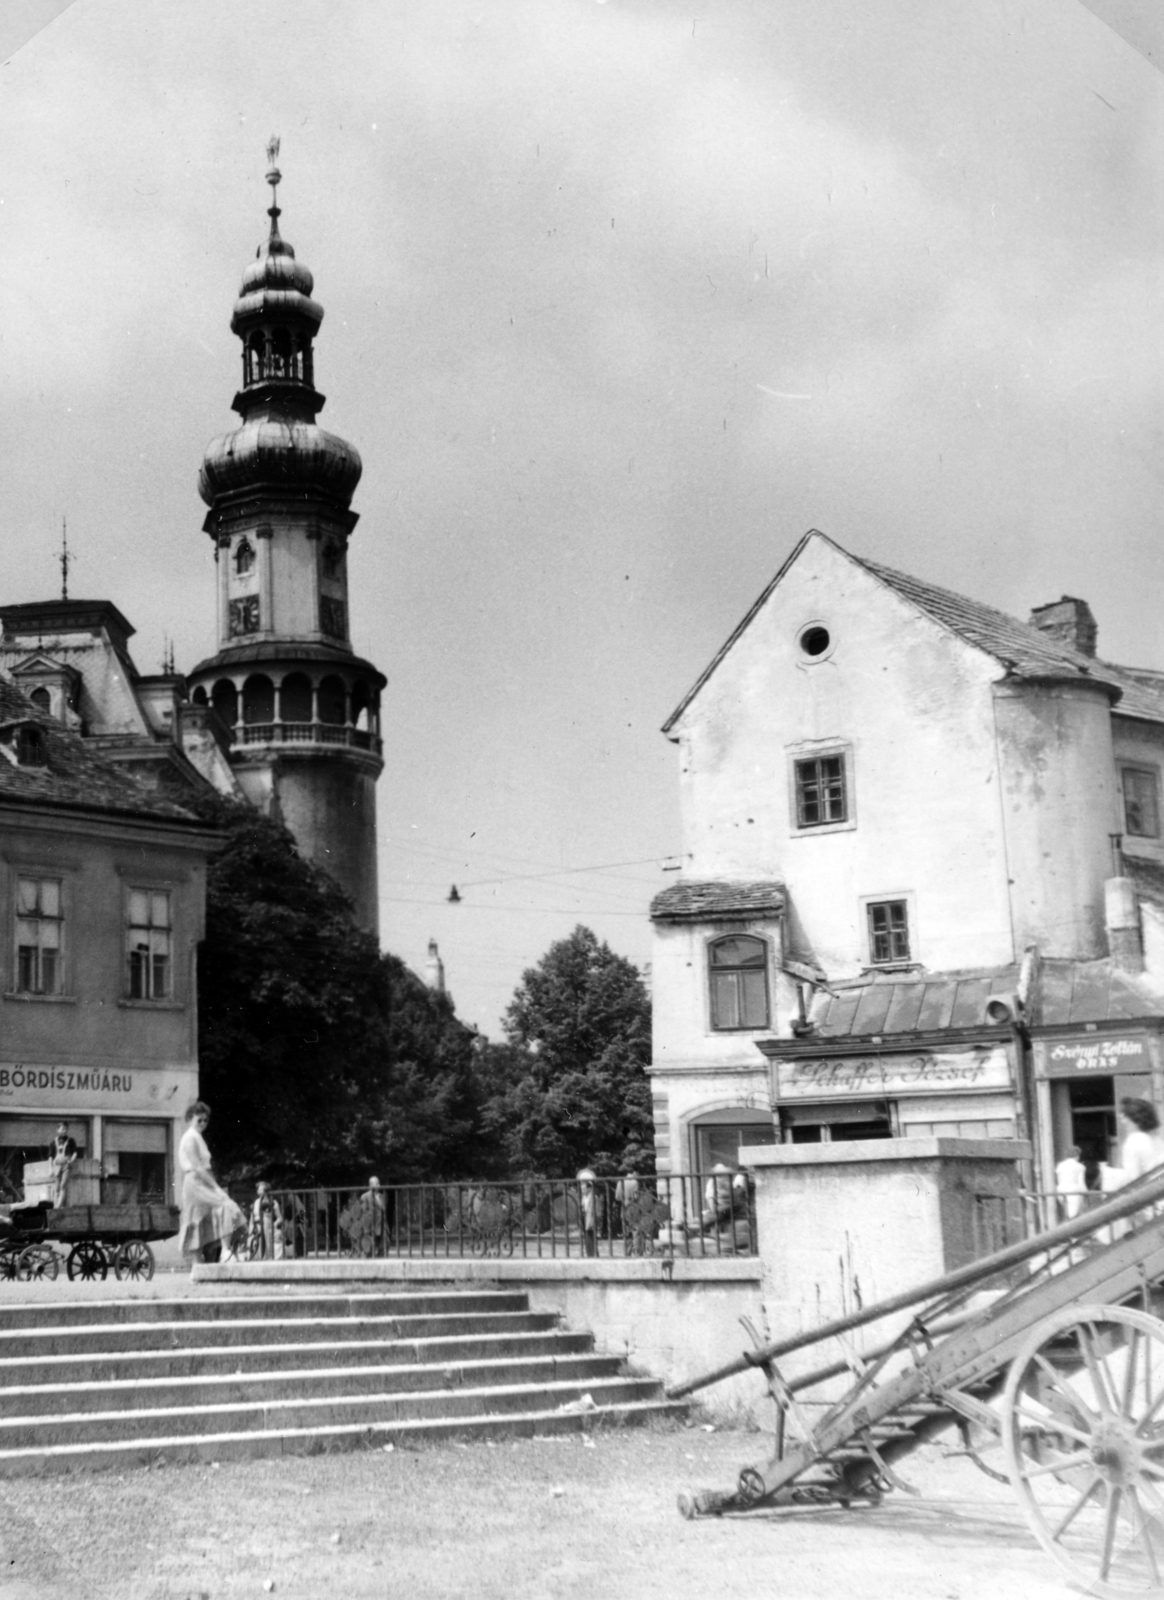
(235, 1172, 758, 1262)
(234, 721, 382, 753)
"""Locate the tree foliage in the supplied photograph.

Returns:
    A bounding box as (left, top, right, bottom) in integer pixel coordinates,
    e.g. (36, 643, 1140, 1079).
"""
(194, 798, 479, 1183)
(476, 925, 654, 1177)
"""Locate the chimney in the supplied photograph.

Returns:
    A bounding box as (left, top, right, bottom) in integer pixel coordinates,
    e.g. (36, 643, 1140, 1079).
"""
(1029, 596, 1097, 658)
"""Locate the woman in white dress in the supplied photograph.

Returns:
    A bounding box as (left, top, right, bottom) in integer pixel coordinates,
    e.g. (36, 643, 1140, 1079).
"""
(178, 1101, 245, 1269)
(1118, 1097, 1164, 1184)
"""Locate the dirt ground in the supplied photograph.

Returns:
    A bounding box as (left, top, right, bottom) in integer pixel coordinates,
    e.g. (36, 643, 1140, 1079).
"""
(0, 1420, 1083, 1600)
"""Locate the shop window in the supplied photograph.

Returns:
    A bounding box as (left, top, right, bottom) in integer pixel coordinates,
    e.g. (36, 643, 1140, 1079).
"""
(708, 936, 769, 1031)
(691, 1119, 771, 1172)
(794, 753, 847, 828)
(103, 1120, 169, 1203)
(868, 899, 910, 965)
(1122, 766, 1160, 839)
(14, 877, 62, 995)
(783, 1102, 893, 1143)
(126, 889, 172, 1001)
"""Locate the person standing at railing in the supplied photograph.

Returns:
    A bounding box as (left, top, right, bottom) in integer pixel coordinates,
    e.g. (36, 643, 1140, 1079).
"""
(251, 1181, 283, 1259)
(1054, 1145, 1088, 1220)
(577, 1168, 598, 1256)
(360, 1176, 387, 1255)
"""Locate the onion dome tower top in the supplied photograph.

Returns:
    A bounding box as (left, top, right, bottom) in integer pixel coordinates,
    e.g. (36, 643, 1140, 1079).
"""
(199, 138, 362, 511)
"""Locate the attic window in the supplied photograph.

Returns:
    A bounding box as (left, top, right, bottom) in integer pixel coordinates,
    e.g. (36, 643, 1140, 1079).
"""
(14, 726, 46, 767)
(798, 625, 831, 660)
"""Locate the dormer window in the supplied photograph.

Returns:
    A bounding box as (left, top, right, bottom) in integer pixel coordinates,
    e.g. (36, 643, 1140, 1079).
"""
(234, 540, 255, 578)
(0, 722, 48, 768)
(28, 689, 50, 714)
(15, 726, 46, 767)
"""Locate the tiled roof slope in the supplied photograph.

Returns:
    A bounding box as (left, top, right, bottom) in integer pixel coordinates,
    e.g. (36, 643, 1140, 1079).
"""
(807, 966, 1020, 1038)
(0, 681, 201, 824)
(663, 531, 1164, 732)
(862, 555, 1164, 724)
(650, 880, 785, 922)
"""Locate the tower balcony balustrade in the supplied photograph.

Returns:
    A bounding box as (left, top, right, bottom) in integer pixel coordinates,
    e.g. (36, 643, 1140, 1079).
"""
(233, 719, 382, 754)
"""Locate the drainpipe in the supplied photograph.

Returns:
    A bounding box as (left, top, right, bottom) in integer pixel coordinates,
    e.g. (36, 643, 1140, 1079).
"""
(1105, 875, 1144, 976)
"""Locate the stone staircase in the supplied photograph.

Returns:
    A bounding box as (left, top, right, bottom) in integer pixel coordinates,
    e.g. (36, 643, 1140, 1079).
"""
(0, 1287, 685, 1474)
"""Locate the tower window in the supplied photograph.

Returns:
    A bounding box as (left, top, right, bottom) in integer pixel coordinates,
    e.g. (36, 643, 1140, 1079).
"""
(234, 540, 255, 577)
(15, 877, 62, 996)
(126, 889, 172, 1001)
(321, 541, 343, 580)
(708, 935, 769, 1031)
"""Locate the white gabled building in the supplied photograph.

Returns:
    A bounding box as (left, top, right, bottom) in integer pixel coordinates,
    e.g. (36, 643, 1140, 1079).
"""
(650, 530, 1164, 1190)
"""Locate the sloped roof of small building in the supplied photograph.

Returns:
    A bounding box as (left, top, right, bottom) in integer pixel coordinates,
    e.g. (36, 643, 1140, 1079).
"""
(806, 965, 1021, 1038)
(650, 880, 785, 922)
(0, 681, 202, 825)
(663, 531, 1164, 732)
(800, 957, 1164, 1042)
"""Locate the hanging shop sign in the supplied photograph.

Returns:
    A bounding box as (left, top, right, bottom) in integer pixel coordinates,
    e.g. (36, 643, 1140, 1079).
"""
(774, 1044, 1011, 1102)
(1035, 1035, 1152, 1079)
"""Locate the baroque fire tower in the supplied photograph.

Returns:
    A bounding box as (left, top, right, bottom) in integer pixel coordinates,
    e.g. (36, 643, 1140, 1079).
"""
(188, 143, 385, 934)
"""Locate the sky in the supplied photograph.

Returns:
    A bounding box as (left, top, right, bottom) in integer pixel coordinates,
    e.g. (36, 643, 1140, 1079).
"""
(0, 1, 1161, 1034)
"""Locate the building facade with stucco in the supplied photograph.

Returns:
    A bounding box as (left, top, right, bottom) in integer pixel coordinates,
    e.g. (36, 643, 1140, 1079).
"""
(0, 679, 215, 1218)
(650, 530, 1164, 1192)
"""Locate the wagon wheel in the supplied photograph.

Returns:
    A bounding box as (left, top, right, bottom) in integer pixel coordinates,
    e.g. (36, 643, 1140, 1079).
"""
(1003, 1303, 1164, 1598)
(16, 1244, 59, 1282)
(66, 1240, 108, 1282)
(0, 1241, 21, 1281)
(113, 1240, 154, 1282)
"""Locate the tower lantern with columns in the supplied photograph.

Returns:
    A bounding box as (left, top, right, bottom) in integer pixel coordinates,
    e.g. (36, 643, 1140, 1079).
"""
(187, 142, 385, 934)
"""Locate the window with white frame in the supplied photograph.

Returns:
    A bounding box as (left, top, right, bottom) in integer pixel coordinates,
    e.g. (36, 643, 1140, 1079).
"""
(14, 877, 62, 995)
(793, 753, 848, 828)
(126, 889, 172, 1001)
(867, 899, 911, 966)
(1122, 766, 1160, 839)
(708, 935, 769, 1030)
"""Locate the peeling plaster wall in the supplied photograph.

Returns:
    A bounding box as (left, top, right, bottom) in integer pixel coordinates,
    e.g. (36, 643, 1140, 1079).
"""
(992, 681, 1117, 959)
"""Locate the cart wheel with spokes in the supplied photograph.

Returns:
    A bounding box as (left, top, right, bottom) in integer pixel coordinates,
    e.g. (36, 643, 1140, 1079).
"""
(113, 1240, 154, 1281)
(0, 1241, 22, 1280)
(1003, 1302, 1164, 1598)
(66, 1240, 108, 1282)
(16, 1243, 59, 1281)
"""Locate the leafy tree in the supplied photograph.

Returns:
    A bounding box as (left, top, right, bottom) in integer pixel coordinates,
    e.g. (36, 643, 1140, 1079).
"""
(477, 925, 654, 1176)
(193, 797, 479, 1183)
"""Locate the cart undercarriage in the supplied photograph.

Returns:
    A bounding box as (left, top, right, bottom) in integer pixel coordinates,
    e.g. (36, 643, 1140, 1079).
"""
(671, 1169, 1164, 1598)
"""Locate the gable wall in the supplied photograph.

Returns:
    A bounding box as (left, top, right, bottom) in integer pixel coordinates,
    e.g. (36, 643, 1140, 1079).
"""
(667, 536, 1015, 977)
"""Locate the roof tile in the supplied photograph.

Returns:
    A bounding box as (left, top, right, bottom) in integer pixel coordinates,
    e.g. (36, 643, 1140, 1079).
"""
(650, 880, 785, 922)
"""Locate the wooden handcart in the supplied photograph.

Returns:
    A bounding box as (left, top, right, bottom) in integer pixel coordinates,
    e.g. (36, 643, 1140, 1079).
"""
(671, 1166, 1164, 1598)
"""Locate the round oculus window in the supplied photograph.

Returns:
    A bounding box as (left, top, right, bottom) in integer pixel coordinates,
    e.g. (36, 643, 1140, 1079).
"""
(798, 625, 831, 659)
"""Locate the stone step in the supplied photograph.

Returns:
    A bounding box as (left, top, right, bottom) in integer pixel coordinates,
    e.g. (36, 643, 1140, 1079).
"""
(0, 1350, 622, 1417)
(0, 1290, 530, 1331)
(0, 1375, 661, 1448)
(0, 1329, 594, 1392)
(0, 1396, 687, 1475)
(0, 1308, 556, 1359)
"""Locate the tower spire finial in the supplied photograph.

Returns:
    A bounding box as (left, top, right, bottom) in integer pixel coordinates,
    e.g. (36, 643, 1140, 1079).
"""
(59, 516, 70, 600)
(265, 135, 282, 240)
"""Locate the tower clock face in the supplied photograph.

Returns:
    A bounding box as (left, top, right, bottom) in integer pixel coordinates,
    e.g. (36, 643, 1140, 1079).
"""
(228, 596, 260, 637)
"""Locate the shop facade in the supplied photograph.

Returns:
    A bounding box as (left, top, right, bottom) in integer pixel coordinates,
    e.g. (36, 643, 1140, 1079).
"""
(1032, 1025, 1164, 1192)
(0, 682, 215, 1232)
